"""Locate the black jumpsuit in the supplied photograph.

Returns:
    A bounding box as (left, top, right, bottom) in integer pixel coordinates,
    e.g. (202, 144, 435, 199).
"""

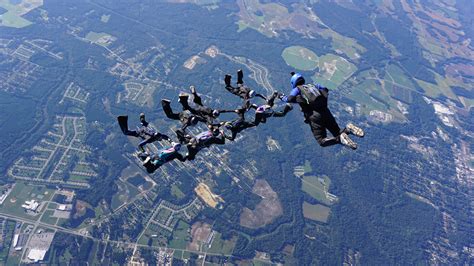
(284, 86, 343, 147)
(161, 100, 207, 130)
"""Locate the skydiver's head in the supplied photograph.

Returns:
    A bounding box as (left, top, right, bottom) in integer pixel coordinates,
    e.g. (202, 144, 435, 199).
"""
(211, 127, 220, 136)
(256, 105, 270, 113)
(212, 110, 220, 118)
(172, 142, 182, 151)
(248, 90, 256, 98)
(190, 116, 198, 125)
(290, 72, 305, 89)
(224, 121, 233, 129)
(140, 113, 147, 126)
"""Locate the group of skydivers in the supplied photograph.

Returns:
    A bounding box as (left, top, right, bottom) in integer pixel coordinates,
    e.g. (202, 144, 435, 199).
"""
(118, 70, 365, 173)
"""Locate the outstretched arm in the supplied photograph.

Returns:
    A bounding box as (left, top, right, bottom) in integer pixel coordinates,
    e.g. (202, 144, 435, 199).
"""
(175, 152, 186, 162)
(212, 134, 226, 145)
(280, 87, 300, 103)
(157, 133, 171, 142)
(117, 116, 140, 137)
(161, 100, 180, 120)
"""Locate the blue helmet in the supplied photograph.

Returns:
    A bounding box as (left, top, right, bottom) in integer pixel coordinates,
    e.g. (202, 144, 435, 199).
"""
(290, 73, 305, 89)
(172, 142, 182, 151)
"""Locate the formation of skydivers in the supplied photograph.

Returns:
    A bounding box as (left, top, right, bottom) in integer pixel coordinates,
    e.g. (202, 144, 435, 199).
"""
(117, 70, 365, 173)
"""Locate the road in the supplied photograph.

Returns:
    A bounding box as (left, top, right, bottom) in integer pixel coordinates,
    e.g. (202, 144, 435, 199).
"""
(0, 211, 235, 262)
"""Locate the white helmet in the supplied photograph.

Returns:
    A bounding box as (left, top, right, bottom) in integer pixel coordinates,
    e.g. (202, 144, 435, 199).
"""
(248, 90, 256, 98)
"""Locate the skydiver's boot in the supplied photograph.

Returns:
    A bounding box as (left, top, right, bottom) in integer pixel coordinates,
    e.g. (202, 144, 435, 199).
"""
(339, 132, 357, 150)
(178, 93, 190, 109)
(178, 93, 189, 102)
(237, 69, 244, 85)
(143, 156, 151, 165)
(161, 99, 171, 105)
(345, 123, 365, 138)
(117, 116, 129, 134)
(224, 74, 231, 86)
(137, 152, 148, 161)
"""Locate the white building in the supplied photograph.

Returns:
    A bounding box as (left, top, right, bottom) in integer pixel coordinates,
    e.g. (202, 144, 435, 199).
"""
(27, 249, 48, 262)
(21, 200, 39, 211)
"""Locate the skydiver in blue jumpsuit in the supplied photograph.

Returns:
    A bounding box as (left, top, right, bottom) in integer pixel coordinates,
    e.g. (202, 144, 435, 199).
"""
(117, 114, 171, 152)
(280, 73, 364, 149)
(137, 142, 186, 173)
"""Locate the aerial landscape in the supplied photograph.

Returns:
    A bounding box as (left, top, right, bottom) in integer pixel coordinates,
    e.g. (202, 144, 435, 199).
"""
(0, 0, 472, 265)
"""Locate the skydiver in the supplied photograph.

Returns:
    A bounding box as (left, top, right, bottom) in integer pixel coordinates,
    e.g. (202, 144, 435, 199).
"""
(251, 91, 293, 126)
(220, 100, 256, 140)
(137, 142, 186, 173)
(175, 125, 226, 160)
(161, 99, 208, 130)
(280, 73, 364, 150)
(222, 119, 256, 141)
(117, 114, 171, 151)
(178, 86, 222, 125)
(224, 69, 266, 101)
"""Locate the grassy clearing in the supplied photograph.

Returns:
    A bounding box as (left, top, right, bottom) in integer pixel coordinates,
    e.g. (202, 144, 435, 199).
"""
(100, 14, 110, 23)
(40, 210, 58, 225)
(328, 32, 365, 60)
(85, 31, 115, 46)
(0, 0, 35, 28)
(154, 207, 173, 224)
(168, 220, 190, 249)
(415, 71, 459, 102)
(138, 225, 170, 247)
(459, 96, 474, 111)
(282, 46, 319, 71)
(301, 175, 333, 205)
(312, 54, 357, 88)
(385, 64, 415, 88)
(171, 184, 185, 200)
(237, 20, 248, 32)
(111, 180, 140, 210)
(0, 183, 54, 220)
(346, 70, 408, 121)
(303, 160, 312, 173)
(173, 250, 183, 259)
(253, 260, 272, 266)
(349, 80, 390, 112)
(208, 233, 235, 255)
(302, 202, 330, 223)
